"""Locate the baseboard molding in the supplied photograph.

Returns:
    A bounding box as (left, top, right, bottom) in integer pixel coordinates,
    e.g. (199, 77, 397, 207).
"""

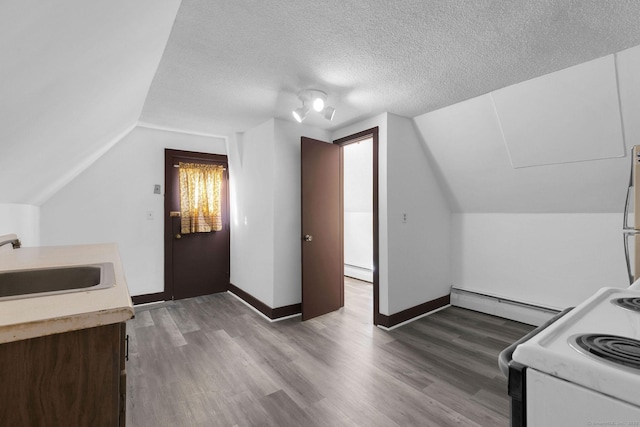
(377, 294, 451, 329)
(450, 287, 560, 327)
(344, 264, 373, 282)
(134, 300, 174, 313)
(131, 292, 165, 305)
(228, 283, 301, 321)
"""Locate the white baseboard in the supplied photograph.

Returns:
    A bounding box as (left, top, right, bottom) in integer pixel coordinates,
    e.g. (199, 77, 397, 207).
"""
(344, 264, 373, 282)
(451, 287, 560, 327)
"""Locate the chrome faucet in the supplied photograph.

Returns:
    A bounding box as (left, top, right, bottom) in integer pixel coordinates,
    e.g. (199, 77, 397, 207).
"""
(0, 238, 21, 249)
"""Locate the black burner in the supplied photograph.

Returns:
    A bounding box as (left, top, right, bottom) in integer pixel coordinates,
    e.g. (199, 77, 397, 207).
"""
(612, 297, 640, 313)
(574, 334, 640, 369)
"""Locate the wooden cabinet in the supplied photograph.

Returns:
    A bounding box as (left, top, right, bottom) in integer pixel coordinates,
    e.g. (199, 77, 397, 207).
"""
(0, 322, 127, 426)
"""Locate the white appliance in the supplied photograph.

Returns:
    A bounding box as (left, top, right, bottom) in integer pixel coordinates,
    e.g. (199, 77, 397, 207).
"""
(507, 286, 640, 425)
(497, 147, 640, 426)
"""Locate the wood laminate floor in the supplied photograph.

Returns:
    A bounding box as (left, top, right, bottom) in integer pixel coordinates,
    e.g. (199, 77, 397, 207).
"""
(126, 278, 534, 426)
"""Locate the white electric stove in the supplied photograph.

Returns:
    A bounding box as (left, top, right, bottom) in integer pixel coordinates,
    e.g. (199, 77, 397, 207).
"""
(505, 286, 640, 426)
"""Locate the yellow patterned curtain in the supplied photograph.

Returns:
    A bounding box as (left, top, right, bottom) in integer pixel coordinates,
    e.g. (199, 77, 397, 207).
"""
(179, 162, 224, 234)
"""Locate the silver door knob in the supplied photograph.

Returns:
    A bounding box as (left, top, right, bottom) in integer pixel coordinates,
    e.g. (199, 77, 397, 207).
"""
(304, 234, 313, 242)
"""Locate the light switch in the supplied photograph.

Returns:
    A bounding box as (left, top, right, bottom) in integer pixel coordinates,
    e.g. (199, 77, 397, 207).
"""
(154, 184, 161, 194)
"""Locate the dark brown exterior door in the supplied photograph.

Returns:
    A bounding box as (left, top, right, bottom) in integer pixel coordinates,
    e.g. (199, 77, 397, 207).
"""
(165, 149, 230, 300)
(301, 137, 343, 320)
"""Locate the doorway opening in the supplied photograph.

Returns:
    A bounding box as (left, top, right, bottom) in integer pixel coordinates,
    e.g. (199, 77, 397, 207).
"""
(300, 128, 379, 324)
(334, 128, 380, 325)
(342, 137, 374, 319)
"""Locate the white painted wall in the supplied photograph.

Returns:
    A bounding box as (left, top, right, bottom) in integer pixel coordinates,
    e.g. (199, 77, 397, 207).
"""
(412, 45, 640, 316)
(452, 213, 627, 309)
(40, 126, 227, 296)
(229, 118, 329, 308)
(0, 204, 40, 248)
(232, 114, 449, 315)
(344, 139, 373, 281)
(386, 114, 452, 313)
(229, 119, 276, 306)
(333, 113, 452, 315)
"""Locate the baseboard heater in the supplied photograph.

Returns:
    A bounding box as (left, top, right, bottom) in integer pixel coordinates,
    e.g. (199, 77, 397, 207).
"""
(344, 264, 373, 283)
(450, 287, 561, 327)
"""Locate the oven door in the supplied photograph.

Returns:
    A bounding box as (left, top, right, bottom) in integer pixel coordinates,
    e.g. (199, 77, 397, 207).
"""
(498, 307, 573, 427)
(526, 368, 640, 425)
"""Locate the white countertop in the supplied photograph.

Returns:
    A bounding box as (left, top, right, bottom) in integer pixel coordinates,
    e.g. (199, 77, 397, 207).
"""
(0, 243, 134, 344)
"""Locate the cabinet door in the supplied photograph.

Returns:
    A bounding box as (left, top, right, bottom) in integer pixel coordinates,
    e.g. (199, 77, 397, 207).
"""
(0, 323, 121, 426)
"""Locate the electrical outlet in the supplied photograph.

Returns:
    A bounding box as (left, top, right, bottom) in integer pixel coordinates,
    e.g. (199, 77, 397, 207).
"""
(154, 184, 161, 194)
(402, 213, 407, 223)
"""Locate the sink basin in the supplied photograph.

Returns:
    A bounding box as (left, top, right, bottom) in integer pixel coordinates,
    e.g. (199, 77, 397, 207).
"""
(0, 263, 115, 301)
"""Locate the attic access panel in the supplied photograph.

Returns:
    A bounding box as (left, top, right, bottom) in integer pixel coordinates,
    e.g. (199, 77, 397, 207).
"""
(492, 55, 625, 169)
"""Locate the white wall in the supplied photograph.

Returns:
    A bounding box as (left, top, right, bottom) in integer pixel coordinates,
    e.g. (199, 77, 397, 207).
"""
(386, 114, 452, 313)
(412, 45, 640, 316)
(333, 113, 453, 316)
(453, 213, 627, 309)
(40, 126, 227, 296)
(344, 138, 373, 281)
(0, 204, 40, 247)
(229, 118, 330, 308)
(229, 119, 276, 306)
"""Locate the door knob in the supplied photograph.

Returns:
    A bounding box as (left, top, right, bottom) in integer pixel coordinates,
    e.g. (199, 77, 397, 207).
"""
(304, 234, 313, 242)
(175, 233, 182, 239)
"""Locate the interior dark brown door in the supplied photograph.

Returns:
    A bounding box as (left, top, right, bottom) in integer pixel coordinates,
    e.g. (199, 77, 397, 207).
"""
(165, 149, 230, 300)
(301, 137, 343, 320)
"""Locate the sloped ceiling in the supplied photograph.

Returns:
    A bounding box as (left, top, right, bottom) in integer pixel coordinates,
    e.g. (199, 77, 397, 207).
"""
(141, 0, 640, 135)
(414, 45, 640, 213)
(0, 0, 180, 204)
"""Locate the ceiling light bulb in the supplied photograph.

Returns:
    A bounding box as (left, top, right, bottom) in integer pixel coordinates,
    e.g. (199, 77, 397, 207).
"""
(292, 107, 307, 123)
(312, 97, 325, 112)
(323, 106, 336, 121)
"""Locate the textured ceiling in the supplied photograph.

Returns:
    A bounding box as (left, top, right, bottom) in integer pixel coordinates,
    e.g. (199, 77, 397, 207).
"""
(141, 0, 640, 136)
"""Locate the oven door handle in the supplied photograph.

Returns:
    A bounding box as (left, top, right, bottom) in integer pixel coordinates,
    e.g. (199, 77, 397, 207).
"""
(498, 307, 574, 377)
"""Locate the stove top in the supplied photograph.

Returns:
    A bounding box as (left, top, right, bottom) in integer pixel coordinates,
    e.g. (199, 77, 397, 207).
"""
(612, 296, 640, 313)
(512, 287, 640, 407)
(571, 334, 640, 371)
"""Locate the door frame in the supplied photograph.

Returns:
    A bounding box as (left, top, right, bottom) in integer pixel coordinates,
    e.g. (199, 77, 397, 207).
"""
(164, 149, 230, 301)
(333, 127, 381, 325)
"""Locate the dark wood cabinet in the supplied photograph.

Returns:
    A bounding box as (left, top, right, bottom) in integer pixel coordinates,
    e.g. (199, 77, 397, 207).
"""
(0, 322, 127, 426)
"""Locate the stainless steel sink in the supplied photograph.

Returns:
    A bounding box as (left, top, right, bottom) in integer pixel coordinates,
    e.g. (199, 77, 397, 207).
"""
(0, 263, 115, 301)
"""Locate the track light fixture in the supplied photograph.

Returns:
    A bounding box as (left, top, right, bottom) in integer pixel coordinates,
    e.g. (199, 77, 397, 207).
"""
(292, 89, 335, 122)
(323, 106, 336, 121)
(292, 105, 310, 123)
